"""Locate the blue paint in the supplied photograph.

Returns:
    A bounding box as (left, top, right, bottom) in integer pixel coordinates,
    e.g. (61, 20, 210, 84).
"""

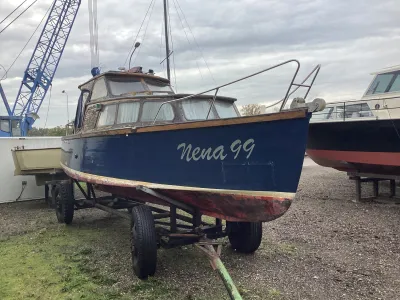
(62, 114, 310, 193)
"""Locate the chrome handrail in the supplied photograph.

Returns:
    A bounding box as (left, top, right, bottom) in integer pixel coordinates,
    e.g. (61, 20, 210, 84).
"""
(153, 59, 312, 124)
(152, 59, 300, 123)
(311, 98, 400, 121)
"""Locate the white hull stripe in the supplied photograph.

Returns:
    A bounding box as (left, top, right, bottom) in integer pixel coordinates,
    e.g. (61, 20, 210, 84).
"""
(61, 163, 295, 199)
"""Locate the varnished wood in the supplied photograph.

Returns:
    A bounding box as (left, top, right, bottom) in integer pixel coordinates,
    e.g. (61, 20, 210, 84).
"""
(136, 109, 307, 133)
(63, 109, 307, 140)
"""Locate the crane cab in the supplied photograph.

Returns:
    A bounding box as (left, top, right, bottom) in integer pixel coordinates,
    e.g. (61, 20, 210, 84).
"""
(0, 117, 22, 137)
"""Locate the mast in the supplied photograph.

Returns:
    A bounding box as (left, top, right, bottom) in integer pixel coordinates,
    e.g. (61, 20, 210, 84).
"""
(163, 0, 171, 81)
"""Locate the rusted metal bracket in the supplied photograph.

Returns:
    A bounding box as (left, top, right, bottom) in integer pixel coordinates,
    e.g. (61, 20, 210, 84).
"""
(196, 239, 243, 300)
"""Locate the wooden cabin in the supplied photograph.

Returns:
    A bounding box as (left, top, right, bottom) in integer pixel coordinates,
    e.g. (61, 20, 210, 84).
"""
(73, 69, 240, 133)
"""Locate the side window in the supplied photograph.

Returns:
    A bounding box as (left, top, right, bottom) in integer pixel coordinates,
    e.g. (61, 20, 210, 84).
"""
(388, 75, 400, 93)
(141, 102, 174, 122)
(83, 105, 99, 130)
(117, 102, 140, 124)
(91, 77, 108, 100)
(97, 104, 117, 127)
(214, 101, 239, 118)
(0, 120, 10, 132)
(181, 99, 217, 120)
(11, 120, 21, 136)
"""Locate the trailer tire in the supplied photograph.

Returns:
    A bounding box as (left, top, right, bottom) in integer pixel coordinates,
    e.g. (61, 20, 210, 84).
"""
(54, 181, 74, 225)
(130, 205, 157, 280)
(227, 221, 262, 254)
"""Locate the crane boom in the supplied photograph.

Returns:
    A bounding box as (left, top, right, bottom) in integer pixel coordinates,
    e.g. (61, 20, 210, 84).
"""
(9, 0, 81, 135)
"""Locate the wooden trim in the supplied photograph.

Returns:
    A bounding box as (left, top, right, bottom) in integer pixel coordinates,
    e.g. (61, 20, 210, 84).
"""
(63, 109, 307, 140)
(64, 127, 137, 140)
(136, 109, 307, 133)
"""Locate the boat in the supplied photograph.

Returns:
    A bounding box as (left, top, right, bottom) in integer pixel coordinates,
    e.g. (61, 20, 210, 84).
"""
(60, 59, 324, 222)
(307, 65, 400, 175)
(54, 0, 329, 286)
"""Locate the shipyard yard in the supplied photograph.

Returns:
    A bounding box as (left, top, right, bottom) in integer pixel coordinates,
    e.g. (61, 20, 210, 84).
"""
(0, 158, 399, 300)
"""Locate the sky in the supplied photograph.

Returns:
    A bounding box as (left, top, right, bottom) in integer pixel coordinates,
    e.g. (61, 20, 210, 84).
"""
(0, 0, 399, 127)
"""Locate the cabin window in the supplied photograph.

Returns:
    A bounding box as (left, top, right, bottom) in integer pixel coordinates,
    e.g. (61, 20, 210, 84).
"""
(117, 102, 140, 124)
(11, 120, 21, 136)
(345, 103, 373, 118)
(109, 78, 145, 96)
(311, 107, 334, 120)
(97, 104, 117, 127)
(366, 72, 396, 95)
(145, 80, 172, 93)
(214, 101, 238, 118)
(334, 106, 345, 119)
(181, 99, 217, 120)
(0, 120, 10, 132)
(388, 75, 400, 93)
(83, 105, 99, 130)
(141, 102, 174, 122)
(91, 77, 108, 100)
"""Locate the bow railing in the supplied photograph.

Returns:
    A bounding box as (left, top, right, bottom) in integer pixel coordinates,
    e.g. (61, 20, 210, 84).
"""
(153, 59, 321, 124)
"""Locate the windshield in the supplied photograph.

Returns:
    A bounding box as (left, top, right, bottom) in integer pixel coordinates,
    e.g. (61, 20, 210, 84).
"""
(108, 78, 146, 96)
(145, 79, 173, 93)
(214, 101, 239, 118)
(366, 71, 400, 95)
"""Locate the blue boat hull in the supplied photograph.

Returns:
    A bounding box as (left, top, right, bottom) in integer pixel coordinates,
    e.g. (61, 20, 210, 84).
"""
(61, 110, 310, 222)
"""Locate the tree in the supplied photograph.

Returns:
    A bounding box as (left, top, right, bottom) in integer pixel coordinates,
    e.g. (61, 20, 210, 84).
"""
(240, 104, 264, 116)
(28, 126, 73, 136)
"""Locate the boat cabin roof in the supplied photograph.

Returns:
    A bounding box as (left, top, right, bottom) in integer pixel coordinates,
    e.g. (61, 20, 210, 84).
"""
(370, 65, 400, 75)
(73, 68, 240, 134)
(78, 69, 237, 104)
(78, 70, 170, 90)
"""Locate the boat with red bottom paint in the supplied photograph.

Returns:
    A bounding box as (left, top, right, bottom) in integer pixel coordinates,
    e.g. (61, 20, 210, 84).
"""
(307, 65, 400, 175)
(62, 60, 324, 222)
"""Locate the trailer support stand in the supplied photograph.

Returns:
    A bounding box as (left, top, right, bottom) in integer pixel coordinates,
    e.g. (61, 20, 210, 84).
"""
(348, 172, 399, 203)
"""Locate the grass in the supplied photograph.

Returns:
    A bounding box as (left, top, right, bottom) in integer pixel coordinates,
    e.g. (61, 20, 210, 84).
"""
(0, 206, 290, 300)
(267, 288, 283, 300)
(0, 227, 165, 300)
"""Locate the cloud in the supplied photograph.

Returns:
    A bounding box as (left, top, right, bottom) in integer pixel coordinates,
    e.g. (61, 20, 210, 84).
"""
(0, 0, 399, 127)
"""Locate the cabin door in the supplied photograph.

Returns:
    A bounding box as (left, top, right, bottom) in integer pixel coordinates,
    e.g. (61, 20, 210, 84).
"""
(74, 90, 90, 132)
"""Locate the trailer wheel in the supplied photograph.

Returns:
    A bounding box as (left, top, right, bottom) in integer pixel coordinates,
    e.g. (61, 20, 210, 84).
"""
(130, 205, 157, 279)
(54, 181, 75, 225)
(227, 221, 262, 253)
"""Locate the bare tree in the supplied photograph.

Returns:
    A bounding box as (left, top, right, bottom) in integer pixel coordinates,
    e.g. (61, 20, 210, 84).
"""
(240, 104, 264, 116)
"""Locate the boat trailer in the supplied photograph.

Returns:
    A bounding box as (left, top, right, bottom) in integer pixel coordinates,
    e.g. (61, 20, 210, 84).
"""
(50, 178, 263, 300)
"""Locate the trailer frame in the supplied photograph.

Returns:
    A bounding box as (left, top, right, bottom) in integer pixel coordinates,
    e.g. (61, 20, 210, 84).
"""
(50, 178, 264, 300)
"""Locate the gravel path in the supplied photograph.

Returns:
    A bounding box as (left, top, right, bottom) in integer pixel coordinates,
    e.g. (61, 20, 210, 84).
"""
(1, 158, 399, 299)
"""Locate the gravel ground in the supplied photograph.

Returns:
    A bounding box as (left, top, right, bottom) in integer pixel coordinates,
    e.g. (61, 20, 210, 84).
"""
(1, 158, 400, 299)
